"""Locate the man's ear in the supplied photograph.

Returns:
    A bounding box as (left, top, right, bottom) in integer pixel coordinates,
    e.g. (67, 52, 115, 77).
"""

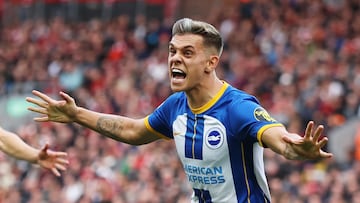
(205, 55, 219, 73)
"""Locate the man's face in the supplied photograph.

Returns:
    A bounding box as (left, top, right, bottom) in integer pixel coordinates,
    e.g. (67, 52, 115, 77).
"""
(168, 34, 210, 92)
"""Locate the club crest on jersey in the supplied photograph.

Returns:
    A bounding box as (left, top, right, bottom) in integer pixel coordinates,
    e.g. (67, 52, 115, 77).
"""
(205, 128, 224, 149)
(254, 107, 277, 122)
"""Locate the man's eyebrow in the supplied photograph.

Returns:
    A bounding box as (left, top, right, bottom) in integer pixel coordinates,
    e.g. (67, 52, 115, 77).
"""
(168, 43, 195, 50)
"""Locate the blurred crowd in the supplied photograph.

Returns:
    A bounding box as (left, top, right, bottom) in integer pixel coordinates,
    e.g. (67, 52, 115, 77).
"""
(1, 0, 360, 202)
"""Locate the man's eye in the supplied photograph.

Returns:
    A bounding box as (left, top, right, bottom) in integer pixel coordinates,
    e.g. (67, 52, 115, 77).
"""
(184, 51, 192, 56)
(169, 49, 176, 54)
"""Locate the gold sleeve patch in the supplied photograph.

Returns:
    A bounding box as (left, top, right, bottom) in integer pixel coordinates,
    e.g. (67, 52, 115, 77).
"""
(254, 107, 277, 122)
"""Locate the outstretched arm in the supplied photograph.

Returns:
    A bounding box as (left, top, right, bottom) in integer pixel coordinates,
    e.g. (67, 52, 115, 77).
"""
(26, 90, 160, 145)
(261, 121, 333, 160)
(0, 127, 69, 176)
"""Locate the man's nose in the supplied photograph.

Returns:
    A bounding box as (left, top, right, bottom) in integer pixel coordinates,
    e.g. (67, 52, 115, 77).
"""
(172, 60, 181, 66)
(169, 55, 181, 66)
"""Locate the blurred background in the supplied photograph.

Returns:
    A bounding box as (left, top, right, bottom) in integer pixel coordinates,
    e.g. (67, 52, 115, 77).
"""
(0, 0, 360, 202)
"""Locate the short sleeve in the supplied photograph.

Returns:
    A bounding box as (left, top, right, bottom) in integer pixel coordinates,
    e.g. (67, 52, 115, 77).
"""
(145, 93, 186, 139)
(229, 97, 283, 146)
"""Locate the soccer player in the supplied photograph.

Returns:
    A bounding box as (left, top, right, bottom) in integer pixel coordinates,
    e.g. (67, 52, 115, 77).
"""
(0, 126, 68, 176)
(26, 18, 332, 202)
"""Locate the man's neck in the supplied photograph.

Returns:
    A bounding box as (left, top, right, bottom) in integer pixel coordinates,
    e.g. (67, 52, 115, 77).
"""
(186, 78, 224, 109)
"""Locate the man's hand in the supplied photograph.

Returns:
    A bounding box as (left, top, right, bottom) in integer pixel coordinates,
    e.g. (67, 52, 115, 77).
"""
(283, 121, 333, 160)
(37, 144, 69, 177)
(26, 90, 78, 123)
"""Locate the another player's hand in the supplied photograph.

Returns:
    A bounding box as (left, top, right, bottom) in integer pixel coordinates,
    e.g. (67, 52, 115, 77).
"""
(37, 144, 69, 177)
(283, 121, 333, 160)
(26, 90, 78, 123)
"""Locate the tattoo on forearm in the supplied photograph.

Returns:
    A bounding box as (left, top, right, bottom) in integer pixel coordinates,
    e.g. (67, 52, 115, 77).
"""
(96, 117, 123, 141)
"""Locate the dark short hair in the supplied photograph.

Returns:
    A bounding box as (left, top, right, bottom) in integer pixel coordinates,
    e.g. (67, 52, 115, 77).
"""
(172, 18, 224, 56)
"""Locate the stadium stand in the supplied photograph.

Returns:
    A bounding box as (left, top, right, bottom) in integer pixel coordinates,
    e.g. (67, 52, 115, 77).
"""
(1, 0, 360, 202)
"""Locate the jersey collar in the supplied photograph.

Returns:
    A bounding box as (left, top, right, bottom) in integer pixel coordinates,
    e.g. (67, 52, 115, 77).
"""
(190, 81, 229, 114)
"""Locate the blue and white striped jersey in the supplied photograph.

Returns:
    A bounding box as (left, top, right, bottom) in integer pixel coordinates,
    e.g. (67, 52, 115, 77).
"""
(145, 82, 283, 203)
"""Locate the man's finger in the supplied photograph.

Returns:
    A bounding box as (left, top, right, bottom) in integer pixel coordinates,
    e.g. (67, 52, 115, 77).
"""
(34, 117, 50, 122)
(57, 158, 69, 165)
(51, 168, 61, 177)
(26, 97, 48, 108)
(304, 121, 314, 139)
(32, 90, 55, 103)
(27, 107, 48, 115)
(53, 152, 68, 157)
(317, 137, 328, 149)
(59, 91, 73, 103)
(312, 125, 324, 141)
(42, 144, 49, 151)
(55, 163, 67, 171)
(282, 135, 304, 145)
(320, 151, 333, 158)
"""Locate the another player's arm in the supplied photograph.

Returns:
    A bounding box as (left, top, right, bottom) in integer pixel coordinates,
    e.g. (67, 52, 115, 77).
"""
(73, 107, 160, 145)
(0, 126, 69, 176)
(261, 121, 332, 160)
(0, 127, 40, 163)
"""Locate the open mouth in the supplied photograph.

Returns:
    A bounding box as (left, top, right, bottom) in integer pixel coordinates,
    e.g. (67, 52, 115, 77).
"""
(172, 68, 186, 79)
